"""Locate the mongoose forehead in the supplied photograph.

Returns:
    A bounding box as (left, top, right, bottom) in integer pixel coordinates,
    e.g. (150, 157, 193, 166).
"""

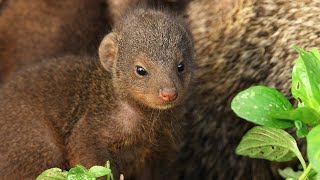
(116, 9, 193, 64)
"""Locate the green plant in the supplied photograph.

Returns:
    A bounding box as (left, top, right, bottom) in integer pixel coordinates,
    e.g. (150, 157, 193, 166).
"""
(36, 161, 114, 180)
(231, 47, 320, 180)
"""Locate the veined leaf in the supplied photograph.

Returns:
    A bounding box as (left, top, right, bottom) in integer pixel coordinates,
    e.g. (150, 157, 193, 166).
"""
(307, 125, 320, 173)
(231, 86, 294, 128)
(236, 126, 305, 169)
(292, 47, 320, 112)
(269, 107, 320, 126)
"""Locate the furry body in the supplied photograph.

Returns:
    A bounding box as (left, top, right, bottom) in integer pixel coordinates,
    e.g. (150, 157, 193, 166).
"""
(0, 9, 193, 179)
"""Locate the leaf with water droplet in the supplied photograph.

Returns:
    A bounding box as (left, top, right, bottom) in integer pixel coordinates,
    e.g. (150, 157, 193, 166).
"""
(231, 86, 294, 128)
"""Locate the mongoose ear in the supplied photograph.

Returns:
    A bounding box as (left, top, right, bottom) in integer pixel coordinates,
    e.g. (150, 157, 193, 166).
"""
(99, 32, 118, 72)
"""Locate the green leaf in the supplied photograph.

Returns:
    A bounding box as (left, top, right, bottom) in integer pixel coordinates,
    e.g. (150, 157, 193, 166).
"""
(294, 120, 309, 138)
(278, 167, 303, 179)
(105, 161, 114, 180)
(68, 165, 88, 174)
(106, 161, 111, 169)
(36, 168, 67, 180)
(292, 47, 320, 112)
(67, 165, 95, 180)
(310, 173, 320, 180)
(269, 107, 320, 126)
(67, 173, 95, 180)
(308, 169, 320, 180)
(307, 125, 320, 173)
(231, 86, 294, 128)
(89, 166, 111, 178)
(236, 126, 306, 169)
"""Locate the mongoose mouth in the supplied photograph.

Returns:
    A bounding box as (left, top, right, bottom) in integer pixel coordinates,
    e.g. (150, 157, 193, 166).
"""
(156, 103, 176, 110)
(145, 97, 179, 110)
(129, 90, 180, 110)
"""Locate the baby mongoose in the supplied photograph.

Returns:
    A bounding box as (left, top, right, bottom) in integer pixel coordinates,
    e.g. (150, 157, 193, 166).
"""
(0, 8, 193, 179)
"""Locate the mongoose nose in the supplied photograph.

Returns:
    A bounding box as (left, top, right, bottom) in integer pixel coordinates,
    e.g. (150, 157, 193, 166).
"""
(159, 88, 178, 102)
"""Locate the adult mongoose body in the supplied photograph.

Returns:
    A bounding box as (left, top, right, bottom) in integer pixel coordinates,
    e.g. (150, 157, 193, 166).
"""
(176, 0, 320, 179)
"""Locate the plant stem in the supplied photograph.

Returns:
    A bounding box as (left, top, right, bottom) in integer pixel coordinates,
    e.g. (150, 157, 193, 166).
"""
(298, 164, 312, 180)
(295, 151, 307, 170)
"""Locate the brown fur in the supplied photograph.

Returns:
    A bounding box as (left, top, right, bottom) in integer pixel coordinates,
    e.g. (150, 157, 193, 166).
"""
(0, 9, 193, 179)
(174, 0, 320, 179)
(105, 0, 188, 25)
(2, 0, 315, 178)
(0, 0, 109, 84)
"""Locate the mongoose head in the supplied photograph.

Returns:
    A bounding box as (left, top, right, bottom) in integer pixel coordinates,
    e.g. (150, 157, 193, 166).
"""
(99, 9, 193, 110)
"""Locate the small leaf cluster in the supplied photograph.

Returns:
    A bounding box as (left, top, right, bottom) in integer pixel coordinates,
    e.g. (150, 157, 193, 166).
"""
(231, 47, 320, 179)
(36, 161, 114, 180)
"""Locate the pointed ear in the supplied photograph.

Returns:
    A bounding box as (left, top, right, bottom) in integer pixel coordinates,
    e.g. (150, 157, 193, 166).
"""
(99, 32, 118, 72)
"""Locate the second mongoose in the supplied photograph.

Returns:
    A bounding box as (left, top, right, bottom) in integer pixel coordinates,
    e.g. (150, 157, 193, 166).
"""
(0, 0, 108, 84)
(0, 8, 193, 179)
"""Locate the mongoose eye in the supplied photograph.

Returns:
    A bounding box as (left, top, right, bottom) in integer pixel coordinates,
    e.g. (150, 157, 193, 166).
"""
(177, 62, 184, 72)
(136, 66, 148, 76)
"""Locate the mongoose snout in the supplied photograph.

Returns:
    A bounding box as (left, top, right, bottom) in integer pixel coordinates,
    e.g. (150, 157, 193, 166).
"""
(159, 87, 178, 102)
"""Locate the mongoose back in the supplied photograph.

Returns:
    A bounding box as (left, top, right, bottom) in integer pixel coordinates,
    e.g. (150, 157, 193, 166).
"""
(0, 9, 193, 179)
